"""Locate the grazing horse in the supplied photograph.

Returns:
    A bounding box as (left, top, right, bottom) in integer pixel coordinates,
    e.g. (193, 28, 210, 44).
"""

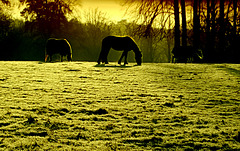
(172, 46, 203, 63)
(45, 38, 72, 62)
(97, 36, 142, 65)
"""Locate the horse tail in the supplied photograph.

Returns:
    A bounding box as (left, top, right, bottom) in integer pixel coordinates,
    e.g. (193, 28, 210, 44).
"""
(45, 54, 48, 62)
(45, 45, 48, 62)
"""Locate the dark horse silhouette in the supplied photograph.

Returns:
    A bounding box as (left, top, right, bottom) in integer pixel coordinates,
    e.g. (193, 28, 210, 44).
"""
(97, 36, 142, 65)
(172, 46, 203, 63)
(45, 38, 72, 62)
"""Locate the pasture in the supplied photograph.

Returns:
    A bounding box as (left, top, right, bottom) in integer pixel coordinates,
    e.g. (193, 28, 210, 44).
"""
(0, 61, 240, 150)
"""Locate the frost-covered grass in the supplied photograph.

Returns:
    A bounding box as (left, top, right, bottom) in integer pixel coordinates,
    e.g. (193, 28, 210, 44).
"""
(0, 61, 240, 150)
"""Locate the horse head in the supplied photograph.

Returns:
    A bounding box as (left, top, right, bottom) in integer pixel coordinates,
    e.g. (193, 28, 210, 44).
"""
(67, 53, 72, 61)
(135, 51, 142, 65)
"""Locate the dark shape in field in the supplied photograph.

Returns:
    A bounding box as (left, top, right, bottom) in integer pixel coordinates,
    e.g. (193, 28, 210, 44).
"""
(45, 38, 72, 62)
(70, 108, 108, 115)
(97, 36, 142, 65)
(172, 46, 203, 63)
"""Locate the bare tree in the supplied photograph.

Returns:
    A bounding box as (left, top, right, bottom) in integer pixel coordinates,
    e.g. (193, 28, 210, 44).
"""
(124, 0, 170, 37)
(124, 0, 240, 63)
(124, 0, 173, 62)
(83, 8, 112, 60)
(84, 8, 111, 41)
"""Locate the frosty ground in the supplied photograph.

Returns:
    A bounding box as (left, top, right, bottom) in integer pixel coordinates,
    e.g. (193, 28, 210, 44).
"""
(0, 61, 240, 150)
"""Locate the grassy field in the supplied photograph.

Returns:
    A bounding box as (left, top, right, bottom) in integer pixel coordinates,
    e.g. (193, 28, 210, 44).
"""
(0, 61, 240, 150)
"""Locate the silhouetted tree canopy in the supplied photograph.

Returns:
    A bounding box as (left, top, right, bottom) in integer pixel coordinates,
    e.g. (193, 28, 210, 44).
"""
(19, 0, 73, 37)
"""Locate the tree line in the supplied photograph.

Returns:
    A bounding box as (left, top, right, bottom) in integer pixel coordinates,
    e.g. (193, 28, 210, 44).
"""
(126, 0, 240, 63)
(0, 0, 239, 63)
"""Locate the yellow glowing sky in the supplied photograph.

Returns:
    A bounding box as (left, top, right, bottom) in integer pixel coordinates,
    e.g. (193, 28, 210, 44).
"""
(6, 0, 128, 22)
(80, 0, 128, 22)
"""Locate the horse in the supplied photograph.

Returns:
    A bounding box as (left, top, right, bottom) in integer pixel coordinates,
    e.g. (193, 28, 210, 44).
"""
(97, 36, 142, 65)
(172, 46, 203, 63)
(45, 38, 72, 62)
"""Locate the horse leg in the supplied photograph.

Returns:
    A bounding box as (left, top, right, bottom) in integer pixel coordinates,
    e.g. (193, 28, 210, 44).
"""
(118, 51, 125, 65)
(102, 50, 109, 64)
(97, 44, 105, 64)
(118, 51, 128, 65)
(124, 51, 128, 65)
(103, 46, 110, 64)
(104, 54, 109, 64)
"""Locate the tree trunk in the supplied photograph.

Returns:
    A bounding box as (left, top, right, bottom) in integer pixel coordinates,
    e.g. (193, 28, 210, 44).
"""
(233, 0, 237, 36)
(174, 0, 180, 48)
(181, 0, 187, 47)
(219, 0, 225, 62)
(209, 0, 216, 62)
(233, 0, 238, 62)
(167, 17, 172, 62)
(206, 0, 211, 62)
(193, 0, 200, 49)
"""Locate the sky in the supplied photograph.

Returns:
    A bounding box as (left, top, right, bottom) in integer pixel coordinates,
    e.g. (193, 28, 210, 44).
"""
(5, 0, 129, 23)
(81, 0, 128, 22)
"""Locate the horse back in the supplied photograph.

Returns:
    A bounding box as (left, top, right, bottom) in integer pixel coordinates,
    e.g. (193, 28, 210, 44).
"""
(46, 38, 71, 55)
(102, 36, 137, 51)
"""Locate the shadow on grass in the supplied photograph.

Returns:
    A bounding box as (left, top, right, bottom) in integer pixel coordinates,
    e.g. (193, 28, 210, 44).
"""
(94, 64, 139, 68)
(224, 67, 240, 77)
(123, 136, 163, 147)
(216, 65, 240, 77)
